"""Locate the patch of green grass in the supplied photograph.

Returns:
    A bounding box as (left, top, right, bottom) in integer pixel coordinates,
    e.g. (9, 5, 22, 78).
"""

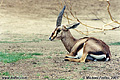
(77, 63, 81, 65)
(29, 53, 43, 56)
(0, 38, 48, 43)
(36, 73, 40, 77)
(80, 78, 84, 80)
(57, 79, 66, 80)
(65, 64, 70, 69)
(0, 52, 32, 63)
(0, 72, 10, 76)
(101, 65, 106, 68)
(33, 65, 37, 67)
(44, 76, 49, 79)
(2, 72, 10, 76)
(81, 65, 91, 70)
(109, 42, 120, 45)
(59, 52, 65, 54)
(49, 51, 65, 55)
(46, 56, 52, 59)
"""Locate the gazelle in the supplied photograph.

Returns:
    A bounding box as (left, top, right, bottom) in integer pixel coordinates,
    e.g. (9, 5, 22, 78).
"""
(49, 6, 111, 62)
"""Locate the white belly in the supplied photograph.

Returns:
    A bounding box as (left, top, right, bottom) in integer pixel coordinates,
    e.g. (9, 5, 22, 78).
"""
(90, 54, 106, 59)
(74, 47, 84, 59)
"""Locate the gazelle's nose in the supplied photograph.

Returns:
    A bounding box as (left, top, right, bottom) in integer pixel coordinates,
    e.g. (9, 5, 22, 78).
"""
(49, 37, 52, 41)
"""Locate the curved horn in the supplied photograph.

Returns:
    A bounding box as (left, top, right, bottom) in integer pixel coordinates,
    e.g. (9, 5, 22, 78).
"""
(56, 6, 66, 27)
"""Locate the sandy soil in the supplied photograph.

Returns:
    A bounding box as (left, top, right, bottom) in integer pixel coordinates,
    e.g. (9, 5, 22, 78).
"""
(0, 0, 120, 80)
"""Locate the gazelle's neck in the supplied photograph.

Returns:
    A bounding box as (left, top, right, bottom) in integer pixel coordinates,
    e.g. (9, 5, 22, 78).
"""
(61, 30, 77, 52)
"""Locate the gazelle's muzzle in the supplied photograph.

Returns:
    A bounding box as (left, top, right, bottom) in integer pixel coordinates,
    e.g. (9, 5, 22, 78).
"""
(49, 37, 52, 41)
(49, 34, 54, 41)
(49, 33, 57, 41)
(49, 36, 55, 41)
(49, 29, 57, 41)
(49, 35, 56, 41)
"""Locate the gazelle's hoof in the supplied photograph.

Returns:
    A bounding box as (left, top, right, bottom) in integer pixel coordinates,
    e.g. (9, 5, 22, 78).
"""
(65, 56, 69, 58)
(64, 58, 69, 61)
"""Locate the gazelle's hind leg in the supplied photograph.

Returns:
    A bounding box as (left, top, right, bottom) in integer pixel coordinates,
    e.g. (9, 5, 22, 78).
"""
(65, 47, 84, 59)
(65, 42, 87, 62)
(65, 43, 85, 58)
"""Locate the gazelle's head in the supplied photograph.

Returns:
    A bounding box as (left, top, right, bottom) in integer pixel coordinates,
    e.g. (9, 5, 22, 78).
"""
(49, 6, 80, 41)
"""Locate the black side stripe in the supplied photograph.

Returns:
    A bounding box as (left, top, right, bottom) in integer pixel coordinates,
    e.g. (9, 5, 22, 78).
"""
(88, 51, 105, 55)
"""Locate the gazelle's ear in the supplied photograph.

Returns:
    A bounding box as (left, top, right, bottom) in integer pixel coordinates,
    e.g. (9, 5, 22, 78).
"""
(67, 23, 80, 29)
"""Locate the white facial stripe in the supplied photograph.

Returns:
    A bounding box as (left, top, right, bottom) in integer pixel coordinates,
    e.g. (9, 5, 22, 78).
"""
(90, 54, 106, 59)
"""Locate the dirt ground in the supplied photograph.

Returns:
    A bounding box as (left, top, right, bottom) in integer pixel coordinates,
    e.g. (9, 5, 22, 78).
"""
(0, 0, 120, 80)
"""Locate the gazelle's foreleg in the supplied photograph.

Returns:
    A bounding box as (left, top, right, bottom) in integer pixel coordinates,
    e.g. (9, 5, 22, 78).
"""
(65, 52, 75, 57)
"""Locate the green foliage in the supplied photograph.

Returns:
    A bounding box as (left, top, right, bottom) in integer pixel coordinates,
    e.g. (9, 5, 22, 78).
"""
(109, 42, 120, 45)
(0, 52, 32, 63)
